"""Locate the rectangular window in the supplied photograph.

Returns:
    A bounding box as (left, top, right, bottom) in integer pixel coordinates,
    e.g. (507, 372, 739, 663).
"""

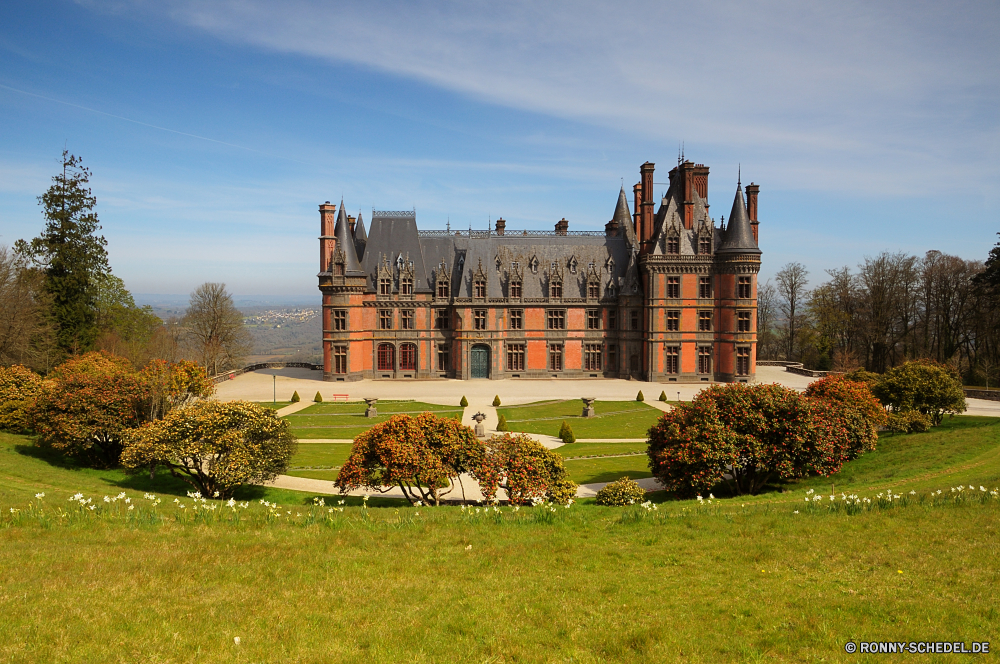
(400, 278, 413, 295)
(509, 280, 521, 298)
(400, 310, 414, 330)
(738, 276, 752, 299)
(474, 310, 487, 330)
(630, 310, 639, 330)
(737, 311, 751, 332)
(736, 347, 750, 376)
(699, 277, 712, 299)
(698, 311, 712, 331)
(378, 310, 393, 330)
(664, 346, 679, 374)
(474, 280, 486, 298)
(666, 310, 680, 331)
(333, 346, 347, 374)
(509, 310, 523, 330)
(549, 344, 563, 371)
(334, 262, 344, 276)
(666, 276, 680, 299)
(586, 310, 600, 330)
(546, 310, 565, 330)
(667, 236, 679, 254)
(379, 279, 392, 296)
(698, 346, 712, 374)
(399, 344, 416, 371)
(437, 345, 450, 372)
(584, 344, 602, 371)
(608, 310, 617, 330)
(607, 344, 617, 371)
(550, 281, 562, 299)
(699, 235, 712, 255)
(435, 309, 449, 329)
(507, 344, 525, 372)
(333, 310, 347, 331)
(588, 282, 599, 299)
(437, 281, 449, 298)
(377, 344, 394, 371)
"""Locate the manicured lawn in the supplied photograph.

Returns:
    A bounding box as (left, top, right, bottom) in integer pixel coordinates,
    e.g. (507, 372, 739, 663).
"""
(288, 443, 353, 470)
(554, 442, 648, 458)
(257, 401, 293, 410)
(498, 400, 663, 439)
(563, 455, 652, 484)
(285, 401, 464, 439)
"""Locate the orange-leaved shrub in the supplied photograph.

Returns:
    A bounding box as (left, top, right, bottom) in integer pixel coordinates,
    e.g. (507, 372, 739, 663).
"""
(804, 374, 885, 457)
(476, 432, 577, 505)
(0, 364, 43, 433)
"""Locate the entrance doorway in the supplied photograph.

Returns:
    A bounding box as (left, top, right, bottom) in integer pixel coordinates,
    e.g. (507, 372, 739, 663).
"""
(470, 344, 490, 379)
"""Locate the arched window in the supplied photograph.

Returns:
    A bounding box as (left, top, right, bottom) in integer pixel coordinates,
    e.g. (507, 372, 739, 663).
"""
(377, 344, 395, 371)
(399, 343, 417, 371)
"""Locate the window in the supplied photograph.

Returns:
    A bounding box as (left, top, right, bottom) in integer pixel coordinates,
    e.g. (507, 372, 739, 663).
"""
(435, 309, 449, 330)
(507, 344, 525, 371)
(400, 310, 414, 330)
(584, 344, 602, 371)
(698, 311, 712, 332)
(667, 236, 679, 254)
(666, 310, 680, 331)
(509, 310, 523, 330)
(509, 280, 521, 298)
(333, 346, 347, 374)
(586, 310, 600, 330)
(379, 278, 392, 296)
(736, 347, 750, 376)
(474, 310, 487, 330)
(378, 310, 393, 330)
(608, 310, 617, 330)
(437, 281, 450, 298)
(549, 344, 563, 371)
(588, 282, 599, 299)
(699, 235, 712, 255)
(607, 344, 617, 371)
(377, 343, 395, 371)
(474, 279, 486, 298)
(737, 311, 751, 332)
(334, 262, 344, 276)
(630, 310, 639, 330)
(665, 346, 679, 374)
(607, 285, 617, 297)
(547, 310, 565, 330)
(437, 345, 450, 372)
(738, 276, 752, 299)
(666, 276, 680, 299)
(399, 343, 416, 371)
(550, 281, 562, 299)
(333, 310, 347, 331)
(698, 346, 712, 374)
(400, 278, 413, 296)
(699, 277, 712, 299)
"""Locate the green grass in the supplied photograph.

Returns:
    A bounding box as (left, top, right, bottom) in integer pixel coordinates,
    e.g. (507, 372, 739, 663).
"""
(555, 442, 648, 458)
(498, 400, 664, 439)
(288, 442, 353, 469)
(563, 455, 652, 484)
(285, 401, 464, 439)
(257, 401, 293, 410)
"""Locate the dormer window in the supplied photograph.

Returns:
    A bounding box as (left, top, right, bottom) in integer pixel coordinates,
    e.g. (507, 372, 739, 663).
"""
(334, 262, 345, 276)
(437, 281, 449, 298)
(379, 278, 392, 296)
(509, 279, 522, 298)
(474, 278, 486, 298)
(667, 236, 680, 254)
(699, 235, 712, 255)
(400, 277, 413, 295)
(550, 280, 562, 299)
(588, 282, 599, 299)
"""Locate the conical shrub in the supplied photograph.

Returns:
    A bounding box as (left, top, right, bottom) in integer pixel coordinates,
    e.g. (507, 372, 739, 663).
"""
(659, 391, 667, 402)
(314, 391, 323, 403)
(492, 395, 501, 407)
(636, 390, 644, 402)
(496, 414, 508, 431)
(290, 391, 300, 403)
(558, 420, 575, 444)
(460, 395, 469, 407)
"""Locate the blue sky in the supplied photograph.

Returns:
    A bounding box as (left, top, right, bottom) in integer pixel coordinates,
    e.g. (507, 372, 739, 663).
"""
(1, 0, 998, 301)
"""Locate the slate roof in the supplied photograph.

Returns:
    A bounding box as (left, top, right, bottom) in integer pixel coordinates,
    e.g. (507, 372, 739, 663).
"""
(333, 202, 365, 275)
(354, 212, 368, 260)
(717, 184, 761, 255)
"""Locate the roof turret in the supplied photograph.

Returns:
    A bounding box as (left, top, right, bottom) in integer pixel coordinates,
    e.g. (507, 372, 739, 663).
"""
(333, 201, 365, 275)
(607, 186, 637, 246)
(716, 184, 761, 255)
(354, 211, 368, 260)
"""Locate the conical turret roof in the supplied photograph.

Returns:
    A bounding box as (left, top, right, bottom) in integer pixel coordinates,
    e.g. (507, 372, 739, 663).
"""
(717, 184, 761, 254)
(611, 186, 637, 246)
(333, 201, 365, 275)
(354, 211, 368, 260)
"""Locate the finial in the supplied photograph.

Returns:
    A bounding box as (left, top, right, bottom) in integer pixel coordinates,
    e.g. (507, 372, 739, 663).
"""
(738, 164, 741, 186)
(447, 216, 450, 232)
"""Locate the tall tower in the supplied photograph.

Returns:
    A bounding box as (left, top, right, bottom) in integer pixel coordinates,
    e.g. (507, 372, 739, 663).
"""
(318, 202, 368, 381)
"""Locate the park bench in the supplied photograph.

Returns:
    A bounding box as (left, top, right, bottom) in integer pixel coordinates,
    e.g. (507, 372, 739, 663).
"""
(329, 394, 350, 402)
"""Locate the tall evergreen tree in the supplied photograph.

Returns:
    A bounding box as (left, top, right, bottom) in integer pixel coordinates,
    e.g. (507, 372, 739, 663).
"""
(15, 151, 110, 354)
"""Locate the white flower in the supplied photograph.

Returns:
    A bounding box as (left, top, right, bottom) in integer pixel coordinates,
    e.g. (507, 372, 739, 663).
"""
(909, 490, 916, 495)
(830, 495, 835, 501)
(227, 499, 236, 508)
(465, 544, 472, 551)
(127, 505, 134, 511)
(415, 500, 423, 507)
(234, 637, 241, 645)
(124, 497, 131, 504)
(793, 510, 799, 514)
(804, 497, 809, 503)
(213, 491, 220, 498)
(709, 493, 715, 499)
(337, 500, 345, 505)
(35, 493, 45, 499)
(981, 486, 987, 492)
(88, 505, 96, 511)
(103, 496, 111, 503)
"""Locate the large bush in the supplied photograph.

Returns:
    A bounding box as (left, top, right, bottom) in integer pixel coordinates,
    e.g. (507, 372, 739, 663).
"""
(804, 374, 885, 457)
(336, 412, 482, 505)
(0, 365, 43, 433)
(647, 383, 863, 497)
(122, 400, 296, 499)
(476, 433, 577, 505)
(872, 360, 966, 425)
(138, 358, 214, 421)
(594, 477, 646, 506)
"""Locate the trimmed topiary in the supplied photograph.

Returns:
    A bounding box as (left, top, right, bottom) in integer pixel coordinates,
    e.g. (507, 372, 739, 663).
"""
(460, 395, 469, 407)
(558, 420, 575, 444)
(314, 391, 323, 403)
(493, 395, 501, 407)
(496, 414, 508, 431)
(659, 391, 667, 402)
(636, 390, 644, 402)
(595, 477, 647, 506)
(290, 391, 300, 403)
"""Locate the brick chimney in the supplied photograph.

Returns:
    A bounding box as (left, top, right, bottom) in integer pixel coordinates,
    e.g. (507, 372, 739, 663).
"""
(495, 217, 506, 235)
(605, 217, 619, 237)
(319, 201, 337, 272)
(745, 183, 760, 243)
(633, 182, 642, 242)
(640, 162, 655, 250)
(348, 215, 356, 236)
(554, 218, 569, 236)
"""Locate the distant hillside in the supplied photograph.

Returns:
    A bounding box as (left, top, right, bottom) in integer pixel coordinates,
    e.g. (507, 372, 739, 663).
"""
(242, 306, 322, 364)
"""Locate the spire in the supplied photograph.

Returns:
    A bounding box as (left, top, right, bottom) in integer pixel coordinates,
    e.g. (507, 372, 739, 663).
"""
(716, 184, 761, 255)
(606, 185, 636, 244)
(333, 202, 365, 275)
(354, 211, 368, 260)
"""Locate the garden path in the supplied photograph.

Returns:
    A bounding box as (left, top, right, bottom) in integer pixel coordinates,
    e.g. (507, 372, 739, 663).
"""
(276, 402, 313, 417)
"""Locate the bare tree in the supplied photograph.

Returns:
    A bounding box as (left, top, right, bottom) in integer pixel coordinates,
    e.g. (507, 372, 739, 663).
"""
(755, 280, 780, 360)
(775, 262, 809, 361)
(0, 245, 53, 368)
(182, 283, 252, 375)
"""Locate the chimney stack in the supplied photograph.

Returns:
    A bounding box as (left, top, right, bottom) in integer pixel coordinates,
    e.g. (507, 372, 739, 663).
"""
(348, 215, 356, 236)
(633, 182, 642, 243)
(555, 218, 569, 236)
(640, 162, 655, 250)
(495, 217, 506, 235)
(745, 183, 760, 243)
(319, 201, 337, 272)
(605, 217, 619, 237)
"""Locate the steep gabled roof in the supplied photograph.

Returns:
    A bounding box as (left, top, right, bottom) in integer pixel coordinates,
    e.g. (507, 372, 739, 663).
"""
(354, 211, 368, 260)
(333, 201, 365, 275)
(717, 184, 761, 255)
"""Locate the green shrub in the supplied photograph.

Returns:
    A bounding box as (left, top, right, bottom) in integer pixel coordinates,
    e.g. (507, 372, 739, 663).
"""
(496, 414, 508, 431)
(558, 420, 575, 444)
(873, 360, 966, 425)
(886, 410, 931, 433)
(658, 391, 667, 402)
(636, 390, 644, 402)
(595, 477, 647, 506)
(0, 364, 43, 433)
(460, 396, 468, 407)
(492, 395, 501, 407)
(314, 392, 323, 403)
(290, 391, 300, 403)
